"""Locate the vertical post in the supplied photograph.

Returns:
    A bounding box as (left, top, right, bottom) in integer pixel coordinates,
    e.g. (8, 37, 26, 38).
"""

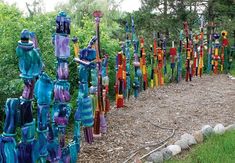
(153, 32, 158, 87)
(163, 35, 167, 76)
(221, 30, 229, 73)
(125, 22, 131, 99)
(157, 32, 164, 85)
(170, 41, 176, 81)
(48, 11, 71, 162)
(207, 22, 215, 74)
(115, 51, 124, 108)
(132, 16, 141, 98)
(93, 11, 104, 137)
(17, 30, 43, 163)
(212, 33, 220, 74)
(198, 16, 204, 77)
(140, 37, 148, 90)
(176, 30, 183, 83)
(184, 22, 190, 81)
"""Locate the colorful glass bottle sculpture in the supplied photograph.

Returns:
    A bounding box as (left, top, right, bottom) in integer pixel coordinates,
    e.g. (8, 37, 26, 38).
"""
(193, 34, 199, 76)
(157, 32, 164, 86)
(152, 32, 159, 87)
(221, 30, 229, 73)
(74, 36, 97, 144)
(34, 72, 53, 162)
(140, 37, 148, 90)
(176, 30, 183, 83)
(0, 29, 44, 163)
(169, 41, 177, 81)
(125, 22, 131, 99)
(132, 16, 141, 98)
(115, 51, 125, 108)
(49, 11, 72, 162)
(184, 22, 193, 81)
(212, 33, 220, 74)
(198, 17, 204, 77)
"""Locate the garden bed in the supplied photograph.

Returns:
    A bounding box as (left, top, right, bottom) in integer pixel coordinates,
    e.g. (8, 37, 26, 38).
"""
(78, 74, 235, 162)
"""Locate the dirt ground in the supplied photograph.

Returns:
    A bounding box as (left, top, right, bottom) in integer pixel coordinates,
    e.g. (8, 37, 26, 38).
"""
(78, 74, 235, 163)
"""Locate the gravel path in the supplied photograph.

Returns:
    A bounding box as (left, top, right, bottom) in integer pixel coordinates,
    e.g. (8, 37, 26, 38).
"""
(78, 74, 235, 163)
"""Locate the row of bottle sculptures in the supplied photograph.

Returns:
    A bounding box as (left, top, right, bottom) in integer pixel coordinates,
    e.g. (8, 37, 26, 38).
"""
(114, 17, 234, 108)
(0, 11, 110, 163)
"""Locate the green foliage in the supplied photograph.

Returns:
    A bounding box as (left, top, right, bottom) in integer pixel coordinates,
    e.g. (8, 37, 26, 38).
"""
(0, 3, 26, 104)
(167, 131, 235, 163)
(0, 1, 122, 133)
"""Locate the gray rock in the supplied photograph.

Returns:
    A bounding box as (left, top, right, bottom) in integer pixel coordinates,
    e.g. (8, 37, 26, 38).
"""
(167, 145, 181, 156)
(193, 130, 204, 143)
(213, 124, 225, 135)
(181, 133, 197, 146)
(225, 124, 235, 131)
(174, 139, 189, 149)
(161, 148, 172, 160)
(201, 125, 214, 137)
(147, 151, 163, 163)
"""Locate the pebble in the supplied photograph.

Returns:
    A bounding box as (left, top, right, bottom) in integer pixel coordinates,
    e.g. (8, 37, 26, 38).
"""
(193, 130, 204, 143)
(213, 124, 225, 135)
(147, 151, 163, 163)
(161, 148, 172, 160)
(174, 139, 189, 149)
(201, 125, 214, 137)
(181, 133, 197, 146)
(167, 145, 181, 156)
(225, 124, 235, 131)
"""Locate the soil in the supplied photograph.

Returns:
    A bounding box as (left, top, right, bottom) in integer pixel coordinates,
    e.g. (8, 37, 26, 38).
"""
(78, 74, 235, 163)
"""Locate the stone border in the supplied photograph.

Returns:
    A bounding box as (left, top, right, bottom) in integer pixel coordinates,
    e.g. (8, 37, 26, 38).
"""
(145, 123, 235, 163)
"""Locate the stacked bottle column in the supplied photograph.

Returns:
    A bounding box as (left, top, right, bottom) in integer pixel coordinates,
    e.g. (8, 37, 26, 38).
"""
(212, 33, 220, 74)
(49, 11, 71, 162)
(153, 33, 159, 87)
(140, 37, 147, 90)
(169, 41, 177, 81)
(157, 32, 164, 86)
(17, 30, 43, 162)
(131, 16, 141, 98)
(115, 51, 125, 108)
(101, 54, 109, 132)
(74, 37, 97, 144)
(176, 30, 183, 83)
(221, 30, 229, 73)
(0, 29, 43, 162)
(193, 34, 199, 76)
(125, 22, 131, 98)
(34, 72, 53, 162)
(31, 31, 54, 162)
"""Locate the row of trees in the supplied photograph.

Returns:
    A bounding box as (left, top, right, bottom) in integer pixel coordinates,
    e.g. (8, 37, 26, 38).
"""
(130, 0, 234, 47)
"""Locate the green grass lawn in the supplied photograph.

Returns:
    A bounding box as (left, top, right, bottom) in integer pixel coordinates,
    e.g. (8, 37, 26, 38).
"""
(167, 131, 235, 163)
